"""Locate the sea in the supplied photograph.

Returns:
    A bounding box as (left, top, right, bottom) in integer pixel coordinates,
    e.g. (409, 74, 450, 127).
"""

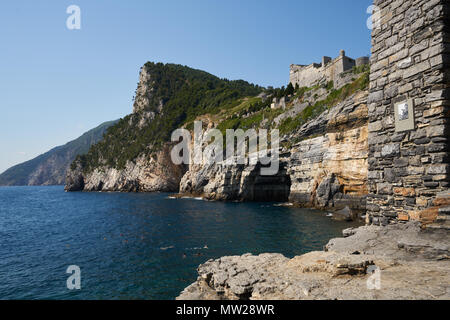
(0, 186, 361, 299)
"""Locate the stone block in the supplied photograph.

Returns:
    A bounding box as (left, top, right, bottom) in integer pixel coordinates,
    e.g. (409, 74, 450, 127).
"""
(377, 183, 393, 195)
(403, 61, 431, 79)
(369, 125, 384, 136)
(426, 164, 449, 174)
(381, 143, 400, 157)
(394, 187, 416, 197)
(368, 90, 384, 104)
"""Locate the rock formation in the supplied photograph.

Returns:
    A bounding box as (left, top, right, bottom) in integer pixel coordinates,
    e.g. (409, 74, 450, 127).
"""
(178, 222, 450, 300)
(65, 145, 186, 192)
(179, 89, 369, 215)
(287, 91, 368, 211)
(180, 161, 291, 202)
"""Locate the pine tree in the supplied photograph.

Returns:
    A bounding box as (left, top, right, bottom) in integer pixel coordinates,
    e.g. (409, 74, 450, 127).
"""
(286, 82, 294, 96)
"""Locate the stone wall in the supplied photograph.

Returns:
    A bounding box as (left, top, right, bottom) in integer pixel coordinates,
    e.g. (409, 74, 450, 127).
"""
(289, 63, 323, 88)
(356, 56, 370, 67)
(367, 0, 450, 225)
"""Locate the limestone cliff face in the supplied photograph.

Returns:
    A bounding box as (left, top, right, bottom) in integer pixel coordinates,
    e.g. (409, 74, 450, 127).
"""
(180, 162, 291, 202)
(287, 91, 369, 210)
(178, 121, 291, 202)
(65, 144, 186, 192)
(133, 65, 162, 114)
(65, 64, 187, 193)
(179, 90, 369, 211)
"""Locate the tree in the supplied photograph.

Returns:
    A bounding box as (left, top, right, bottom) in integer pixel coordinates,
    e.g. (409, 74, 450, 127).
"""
(286, 82, 294, 96)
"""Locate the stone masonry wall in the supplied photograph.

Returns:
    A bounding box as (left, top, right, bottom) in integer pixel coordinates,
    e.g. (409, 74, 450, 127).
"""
(289, 63, 323, 88)
(290, 51, 359, 88)
(367, 0, 450, 225)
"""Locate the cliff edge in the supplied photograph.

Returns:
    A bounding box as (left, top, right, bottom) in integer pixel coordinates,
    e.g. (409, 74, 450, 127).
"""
(65, 62, 262, 192)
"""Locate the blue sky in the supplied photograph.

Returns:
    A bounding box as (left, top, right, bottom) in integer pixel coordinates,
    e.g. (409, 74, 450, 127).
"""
(0, 0, 372, 173)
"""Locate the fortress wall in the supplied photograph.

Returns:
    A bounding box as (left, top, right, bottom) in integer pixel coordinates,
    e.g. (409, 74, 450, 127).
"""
(290, 63, 324, 88)
(291, 53, 359, 88)
(356, 56, 370, 67)
(341, 56, 356, 73)
(289, 65, 303, 85)
(367, 0, 450, 225)
(324, 61, 337, 86)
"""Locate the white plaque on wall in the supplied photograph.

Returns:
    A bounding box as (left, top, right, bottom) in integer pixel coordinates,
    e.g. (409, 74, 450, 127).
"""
(394, 99, 415, 132)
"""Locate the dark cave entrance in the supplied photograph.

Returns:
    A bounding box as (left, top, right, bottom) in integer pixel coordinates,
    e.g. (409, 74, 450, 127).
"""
(241, 163, 292, 202)
(251, 175, 292, 202)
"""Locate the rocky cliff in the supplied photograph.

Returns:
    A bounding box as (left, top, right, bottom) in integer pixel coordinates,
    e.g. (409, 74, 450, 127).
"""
(65, 62, 262, 192)
(178, 78, 370, 214)
(66, 61, 370, 218)
(287, 90, 368, 211)
(179, 161, 292, 202)
(65, 144, 186, 192)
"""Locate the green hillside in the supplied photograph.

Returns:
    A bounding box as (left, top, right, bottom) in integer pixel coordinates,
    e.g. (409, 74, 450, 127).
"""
(0, 120, 118, 186)
(76, 62, 263, 172)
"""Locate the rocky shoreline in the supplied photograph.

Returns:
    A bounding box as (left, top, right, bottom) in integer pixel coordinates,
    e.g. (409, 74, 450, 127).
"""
(66, 88, 370, 218)
(65, 58, 371, 216)
(177, 222, 450, 300)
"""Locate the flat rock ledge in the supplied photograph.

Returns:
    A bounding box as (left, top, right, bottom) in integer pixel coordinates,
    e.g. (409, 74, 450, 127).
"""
(177, 222, 450, 300)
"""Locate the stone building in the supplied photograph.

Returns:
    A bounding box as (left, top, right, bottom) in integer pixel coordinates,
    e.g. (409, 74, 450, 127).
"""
(289, 50, 369, 88)
(271, 96, 287, 110)
(366, 0, 449, 226)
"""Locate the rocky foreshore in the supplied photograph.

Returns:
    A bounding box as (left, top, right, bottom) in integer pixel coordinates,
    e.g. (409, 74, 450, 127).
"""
(177, 222, 450, 300)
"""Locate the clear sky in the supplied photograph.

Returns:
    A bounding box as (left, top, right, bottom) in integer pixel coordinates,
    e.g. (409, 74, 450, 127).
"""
(0, 0, 372, 174)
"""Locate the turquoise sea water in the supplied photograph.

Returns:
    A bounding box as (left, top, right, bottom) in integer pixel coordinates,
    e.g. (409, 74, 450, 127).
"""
(0, 186, 360, 300)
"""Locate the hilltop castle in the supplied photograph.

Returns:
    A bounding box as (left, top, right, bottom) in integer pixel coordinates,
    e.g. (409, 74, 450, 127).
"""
(289, 50, 369, 88)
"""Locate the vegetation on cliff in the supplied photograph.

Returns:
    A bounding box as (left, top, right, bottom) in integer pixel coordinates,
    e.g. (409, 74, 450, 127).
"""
(279, 69, 369, 135)
(70, 62, 369, 177)
(213, 68, 370, 139)
(74, 63, 263, 172)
